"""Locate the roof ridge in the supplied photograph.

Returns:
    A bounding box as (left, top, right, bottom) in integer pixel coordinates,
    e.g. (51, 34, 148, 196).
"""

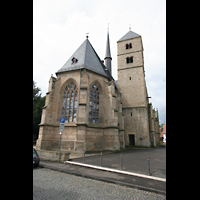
(93, 41, 112, 78)
(56, 38, 109, 78)
(85, 39, 109, 77)
(83, 38, 88, 66)
(117, 30, 141, 42)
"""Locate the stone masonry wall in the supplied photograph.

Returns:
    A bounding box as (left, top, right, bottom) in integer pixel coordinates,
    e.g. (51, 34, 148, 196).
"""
(117, 36, 150, 147)
(37, 69, 124, 152)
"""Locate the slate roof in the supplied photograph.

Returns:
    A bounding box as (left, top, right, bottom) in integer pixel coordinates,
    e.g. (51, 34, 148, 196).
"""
(114, 80, 118, 90)
(117, 30, 141, 42)
(105, 32, 111, 59)
(56, 38, 108, 77)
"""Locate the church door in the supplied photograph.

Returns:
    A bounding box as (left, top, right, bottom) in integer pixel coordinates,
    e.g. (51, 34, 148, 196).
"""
(129, 135, 135, 146)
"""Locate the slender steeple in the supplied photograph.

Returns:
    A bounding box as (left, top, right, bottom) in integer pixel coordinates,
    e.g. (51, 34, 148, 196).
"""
(104, 26, 112, 76)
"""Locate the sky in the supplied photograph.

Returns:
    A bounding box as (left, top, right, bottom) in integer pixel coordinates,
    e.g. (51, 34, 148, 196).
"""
(33, 0, 166, 125)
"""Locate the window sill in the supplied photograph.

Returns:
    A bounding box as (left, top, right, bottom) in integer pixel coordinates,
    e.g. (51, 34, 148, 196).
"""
(64, 122, 77, 126)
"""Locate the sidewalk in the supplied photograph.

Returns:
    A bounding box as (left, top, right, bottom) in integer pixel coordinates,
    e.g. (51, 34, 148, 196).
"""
(39, 160, 166, 195)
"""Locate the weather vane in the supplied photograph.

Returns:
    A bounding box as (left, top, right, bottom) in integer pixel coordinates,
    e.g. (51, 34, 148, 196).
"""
(86, 32, 89, 38)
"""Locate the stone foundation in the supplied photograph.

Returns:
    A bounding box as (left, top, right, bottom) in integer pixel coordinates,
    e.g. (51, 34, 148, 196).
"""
(36, 149, 70, 162)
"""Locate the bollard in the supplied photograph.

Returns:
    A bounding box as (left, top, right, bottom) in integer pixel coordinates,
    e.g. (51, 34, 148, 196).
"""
(100, 152, 102, 167)
(83, 151, 85, 164)
(147, 156, 150, 175)
(120, 153, 123, 170)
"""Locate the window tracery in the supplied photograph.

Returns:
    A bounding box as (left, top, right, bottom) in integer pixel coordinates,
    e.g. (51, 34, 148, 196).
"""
(89, 84, 99, 123)
(61, 82, 78, 122)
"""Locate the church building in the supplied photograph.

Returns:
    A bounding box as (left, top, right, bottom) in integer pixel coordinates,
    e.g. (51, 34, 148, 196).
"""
(36, 29, 160, 153)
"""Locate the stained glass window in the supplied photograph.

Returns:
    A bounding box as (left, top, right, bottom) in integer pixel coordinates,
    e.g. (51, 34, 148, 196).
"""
(61, 82, 78, 122)
(89, 84, 99, 123)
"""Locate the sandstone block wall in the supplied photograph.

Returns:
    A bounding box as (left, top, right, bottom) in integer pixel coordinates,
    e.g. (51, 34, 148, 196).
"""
(36, 69, 125, 152)
(117, 36, 150, 147)
(123, 107, 150, 147)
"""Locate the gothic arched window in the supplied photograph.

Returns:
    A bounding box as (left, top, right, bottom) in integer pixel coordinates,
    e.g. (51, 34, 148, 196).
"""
(61, 82, 78, 122)
(89, 84, 99, 123)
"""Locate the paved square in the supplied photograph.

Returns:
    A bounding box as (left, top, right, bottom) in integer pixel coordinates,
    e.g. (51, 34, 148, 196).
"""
(73, 147, 166, 178)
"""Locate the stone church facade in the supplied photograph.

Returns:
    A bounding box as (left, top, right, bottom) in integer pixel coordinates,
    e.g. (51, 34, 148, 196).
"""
(36, 29, 160, 153)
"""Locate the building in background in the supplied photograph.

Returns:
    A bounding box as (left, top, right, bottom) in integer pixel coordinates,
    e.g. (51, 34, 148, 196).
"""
(160, 124, 166, 144)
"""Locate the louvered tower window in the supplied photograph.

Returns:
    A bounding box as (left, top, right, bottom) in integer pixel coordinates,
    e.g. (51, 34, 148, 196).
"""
(61, 82, 78, 122)
(126, 56, 133, 63)
(89, 84, 99, 123)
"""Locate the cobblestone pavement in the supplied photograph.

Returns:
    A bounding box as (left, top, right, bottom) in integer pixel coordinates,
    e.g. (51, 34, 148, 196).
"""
(33, 168, 166, 200)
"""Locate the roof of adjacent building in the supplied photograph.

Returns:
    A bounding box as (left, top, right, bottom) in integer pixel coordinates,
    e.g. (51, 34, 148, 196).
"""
(160, 128, 163, 137)
(56, 38, 108, 78)
(117, 30, 141, 42)
(163, 124, 166, 134)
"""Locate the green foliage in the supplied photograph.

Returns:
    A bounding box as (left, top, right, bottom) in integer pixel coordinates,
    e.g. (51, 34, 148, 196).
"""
(159, 123, 165, 128)
(33, 80, 46, 142)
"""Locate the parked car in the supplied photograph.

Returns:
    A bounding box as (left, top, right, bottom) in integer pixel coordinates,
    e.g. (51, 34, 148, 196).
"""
(33, 148, 40, 168)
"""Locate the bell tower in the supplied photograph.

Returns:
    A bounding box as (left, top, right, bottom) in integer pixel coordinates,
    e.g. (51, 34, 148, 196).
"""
(117, 30, 150, 147)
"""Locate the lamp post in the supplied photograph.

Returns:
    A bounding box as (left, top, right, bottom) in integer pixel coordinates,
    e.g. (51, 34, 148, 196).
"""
(59, 132, 62, 163)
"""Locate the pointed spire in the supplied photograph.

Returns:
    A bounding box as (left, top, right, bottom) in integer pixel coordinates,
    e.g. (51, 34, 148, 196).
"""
(104, 25, 112, 76)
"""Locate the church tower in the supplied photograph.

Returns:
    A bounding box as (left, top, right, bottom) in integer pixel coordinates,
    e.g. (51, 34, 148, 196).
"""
(104, 29, 112, 76)
(117, 30, 150, 147)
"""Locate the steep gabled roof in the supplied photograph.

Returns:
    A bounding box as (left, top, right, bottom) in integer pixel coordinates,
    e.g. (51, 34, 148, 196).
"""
(56, 38, 108, 77)
(117, 30, 141, 42)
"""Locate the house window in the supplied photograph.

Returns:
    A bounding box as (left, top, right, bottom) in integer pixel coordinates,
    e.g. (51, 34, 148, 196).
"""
(61, 82, 78, 122)
(89, 84, 99, 123)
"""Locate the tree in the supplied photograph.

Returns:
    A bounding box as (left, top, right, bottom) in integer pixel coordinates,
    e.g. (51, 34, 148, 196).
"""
(33, 80, 46, 142)
(161, 123, 165, 127)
